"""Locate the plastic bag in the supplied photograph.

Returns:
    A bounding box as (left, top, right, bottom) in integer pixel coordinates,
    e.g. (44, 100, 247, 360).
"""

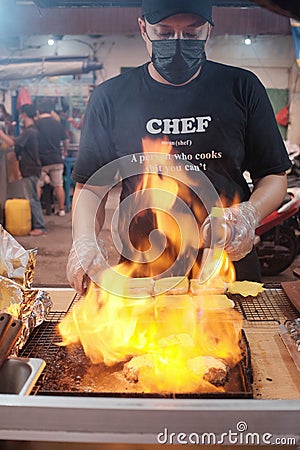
(0, 225, 52, 351)
(0, 224, 37, 289)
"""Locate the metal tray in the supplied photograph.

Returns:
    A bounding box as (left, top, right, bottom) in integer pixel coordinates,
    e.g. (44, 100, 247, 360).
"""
(0, 357, 45, 395)
(21, 317, 253, 398)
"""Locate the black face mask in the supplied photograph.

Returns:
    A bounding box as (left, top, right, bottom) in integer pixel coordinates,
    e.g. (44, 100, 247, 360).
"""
(151, 39, 206, 85)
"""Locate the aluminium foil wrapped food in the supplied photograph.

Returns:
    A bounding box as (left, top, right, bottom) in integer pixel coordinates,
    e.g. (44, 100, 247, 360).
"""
(0, 225, 52, 351)
(0, 224, 37, 289)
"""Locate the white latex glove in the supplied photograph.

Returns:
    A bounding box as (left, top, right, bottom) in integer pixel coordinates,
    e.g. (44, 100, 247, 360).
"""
(201, 201, 259, 261)
(66, 235, 107, 295)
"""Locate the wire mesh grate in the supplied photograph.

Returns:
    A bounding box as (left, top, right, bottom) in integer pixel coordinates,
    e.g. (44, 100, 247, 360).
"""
(20, 293, 81, 361)
(21, 314, 253, 398)
(22, 287, 299, 362)
(20, 312, 64, 361)
(20, 293, 82, 394)
(19, 286, 299, 395)
(228, 283, 299, 323)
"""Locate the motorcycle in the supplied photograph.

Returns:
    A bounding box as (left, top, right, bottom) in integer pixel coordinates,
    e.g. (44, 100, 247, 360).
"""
(284, 140, 300, 178)
(255, 186, 300, 276)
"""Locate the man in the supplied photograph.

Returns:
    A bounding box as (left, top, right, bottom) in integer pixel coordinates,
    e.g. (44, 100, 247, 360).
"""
(67, 0, 291, 294)
(36, 100, 69, 217)
(0, 104, 46, 236)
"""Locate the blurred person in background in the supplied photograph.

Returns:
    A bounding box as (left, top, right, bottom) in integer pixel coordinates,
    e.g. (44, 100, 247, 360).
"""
(67, 95, 90, 132)
(0, 104, 46, 236)
(67, 113, 85, 130)
(36, 99, 69, 217)
(0, 103, 15, 136)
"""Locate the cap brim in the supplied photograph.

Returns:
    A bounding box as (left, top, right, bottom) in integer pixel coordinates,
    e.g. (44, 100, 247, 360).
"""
(145, 8, 214, 26)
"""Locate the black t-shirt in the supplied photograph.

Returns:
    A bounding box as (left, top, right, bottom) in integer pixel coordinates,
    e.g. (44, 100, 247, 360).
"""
(14, 125, 41, 178)
(36, 116, 68, 166)
(73, 60, 291, 200)
(72, 61, 291, 277)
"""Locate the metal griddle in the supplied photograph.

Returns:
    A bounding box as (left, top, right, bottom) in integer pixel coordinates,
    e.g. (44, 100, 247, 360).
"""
(20, 282, 300, 399)
(0, 283, 298, 444)
(20, 320, 253, 398)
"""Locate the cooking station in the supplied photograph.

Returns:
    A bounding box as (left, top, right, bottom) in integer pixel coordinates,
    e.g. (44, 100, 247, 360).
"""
(0, 285, 299, 445)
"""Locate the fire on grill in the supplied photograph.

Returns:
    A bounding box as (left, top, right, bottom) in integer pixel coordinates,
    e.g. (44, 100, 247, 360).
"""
(58, 138, 246, 395)
(58, 275, 244, 394)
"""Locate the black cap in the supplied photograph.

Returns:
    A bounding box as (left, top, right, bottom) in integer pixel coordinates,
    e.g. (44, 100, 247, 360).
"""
(142, 0, 214, 26)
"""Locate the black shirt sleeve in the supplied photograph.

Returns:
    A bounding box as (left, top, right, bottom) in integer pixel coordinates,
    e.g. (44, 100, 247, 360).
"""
(242, 73, 291, 179)
(14, 128, 29, 148)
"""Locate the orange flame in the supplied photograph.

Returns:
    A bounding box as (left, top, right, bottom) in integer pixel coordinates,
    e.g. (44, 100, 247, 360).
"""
(59, 138, 243, 393)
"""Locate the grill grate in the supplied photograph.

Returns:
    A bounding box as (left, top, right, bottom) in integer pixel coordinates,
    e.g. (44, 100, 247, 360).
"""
(20, 313, 66, 394)
(228, 283, 299, 323)
(20, 292, 81, 361)
(20, 294, 81, 394)
(20, 286, 299, 395)
(21, 321, 253, 398)
(21, 312, 64, 359)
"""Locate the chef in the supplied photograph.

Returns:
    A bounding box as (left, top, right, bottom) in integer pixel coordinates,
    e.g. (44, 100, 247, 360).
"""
(67, 0, 291, 295)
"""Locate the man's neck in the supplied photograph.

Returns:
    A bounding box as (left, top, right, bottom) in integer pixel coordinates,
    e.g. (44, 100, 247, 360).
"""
(38, 113, 51, 119)
(24, 118, 34, 128)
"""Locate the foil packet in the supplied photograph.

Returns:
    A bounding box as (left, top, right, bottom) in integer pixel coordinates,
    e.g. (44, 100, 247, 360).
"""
(0, 225, 53, 352)
(0, 224, 37, 289)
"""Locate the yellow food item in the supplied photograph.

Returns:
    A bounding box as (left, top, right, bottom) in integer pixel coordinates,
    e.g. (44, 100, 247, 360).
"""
(158, 333, 195, 349)
(227, 281, 265, 297)
(192, 294, 235, 310)
(123, 354, 155, 383)
(190, 278, 227, 295)
(127, 277, 154, 297)
(153, 276, 189, 295)
(187, 355, 228, 386)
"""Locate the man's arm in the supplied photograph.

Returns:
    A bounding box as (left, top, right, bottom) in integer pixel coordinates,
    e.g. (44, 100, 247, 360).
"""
(201, 172, 288, 262)
(222, 172, 288, 261)
(72, 182, 108, 238)
(250, 172, 288, 223)
(62, 139, 70, 158)
(68, 115, 84, 130)
(0, 129, 14, 148)
(51, 110, 61, 122)
(67, 182, 109, 294)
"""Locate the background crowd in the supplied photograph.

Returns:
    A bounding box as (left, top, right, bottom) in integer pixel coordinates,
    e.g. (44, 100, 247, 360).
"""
(0, 100, 70, 235)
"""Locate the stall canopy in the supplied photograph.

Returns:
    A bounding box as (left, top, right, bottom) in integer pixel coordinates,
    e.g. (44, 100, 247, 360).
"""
(253, 0, 300, 20)
(0, 56, 102, 81)
(31, 0, 300, 20)
(32, 0, 256, 6)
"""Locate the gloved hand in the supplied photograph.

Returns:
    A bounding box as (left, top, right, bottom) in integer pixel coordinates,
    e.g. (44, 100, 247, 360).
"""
(201, 201, 259, 261)
(66, 235, 107, 295)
